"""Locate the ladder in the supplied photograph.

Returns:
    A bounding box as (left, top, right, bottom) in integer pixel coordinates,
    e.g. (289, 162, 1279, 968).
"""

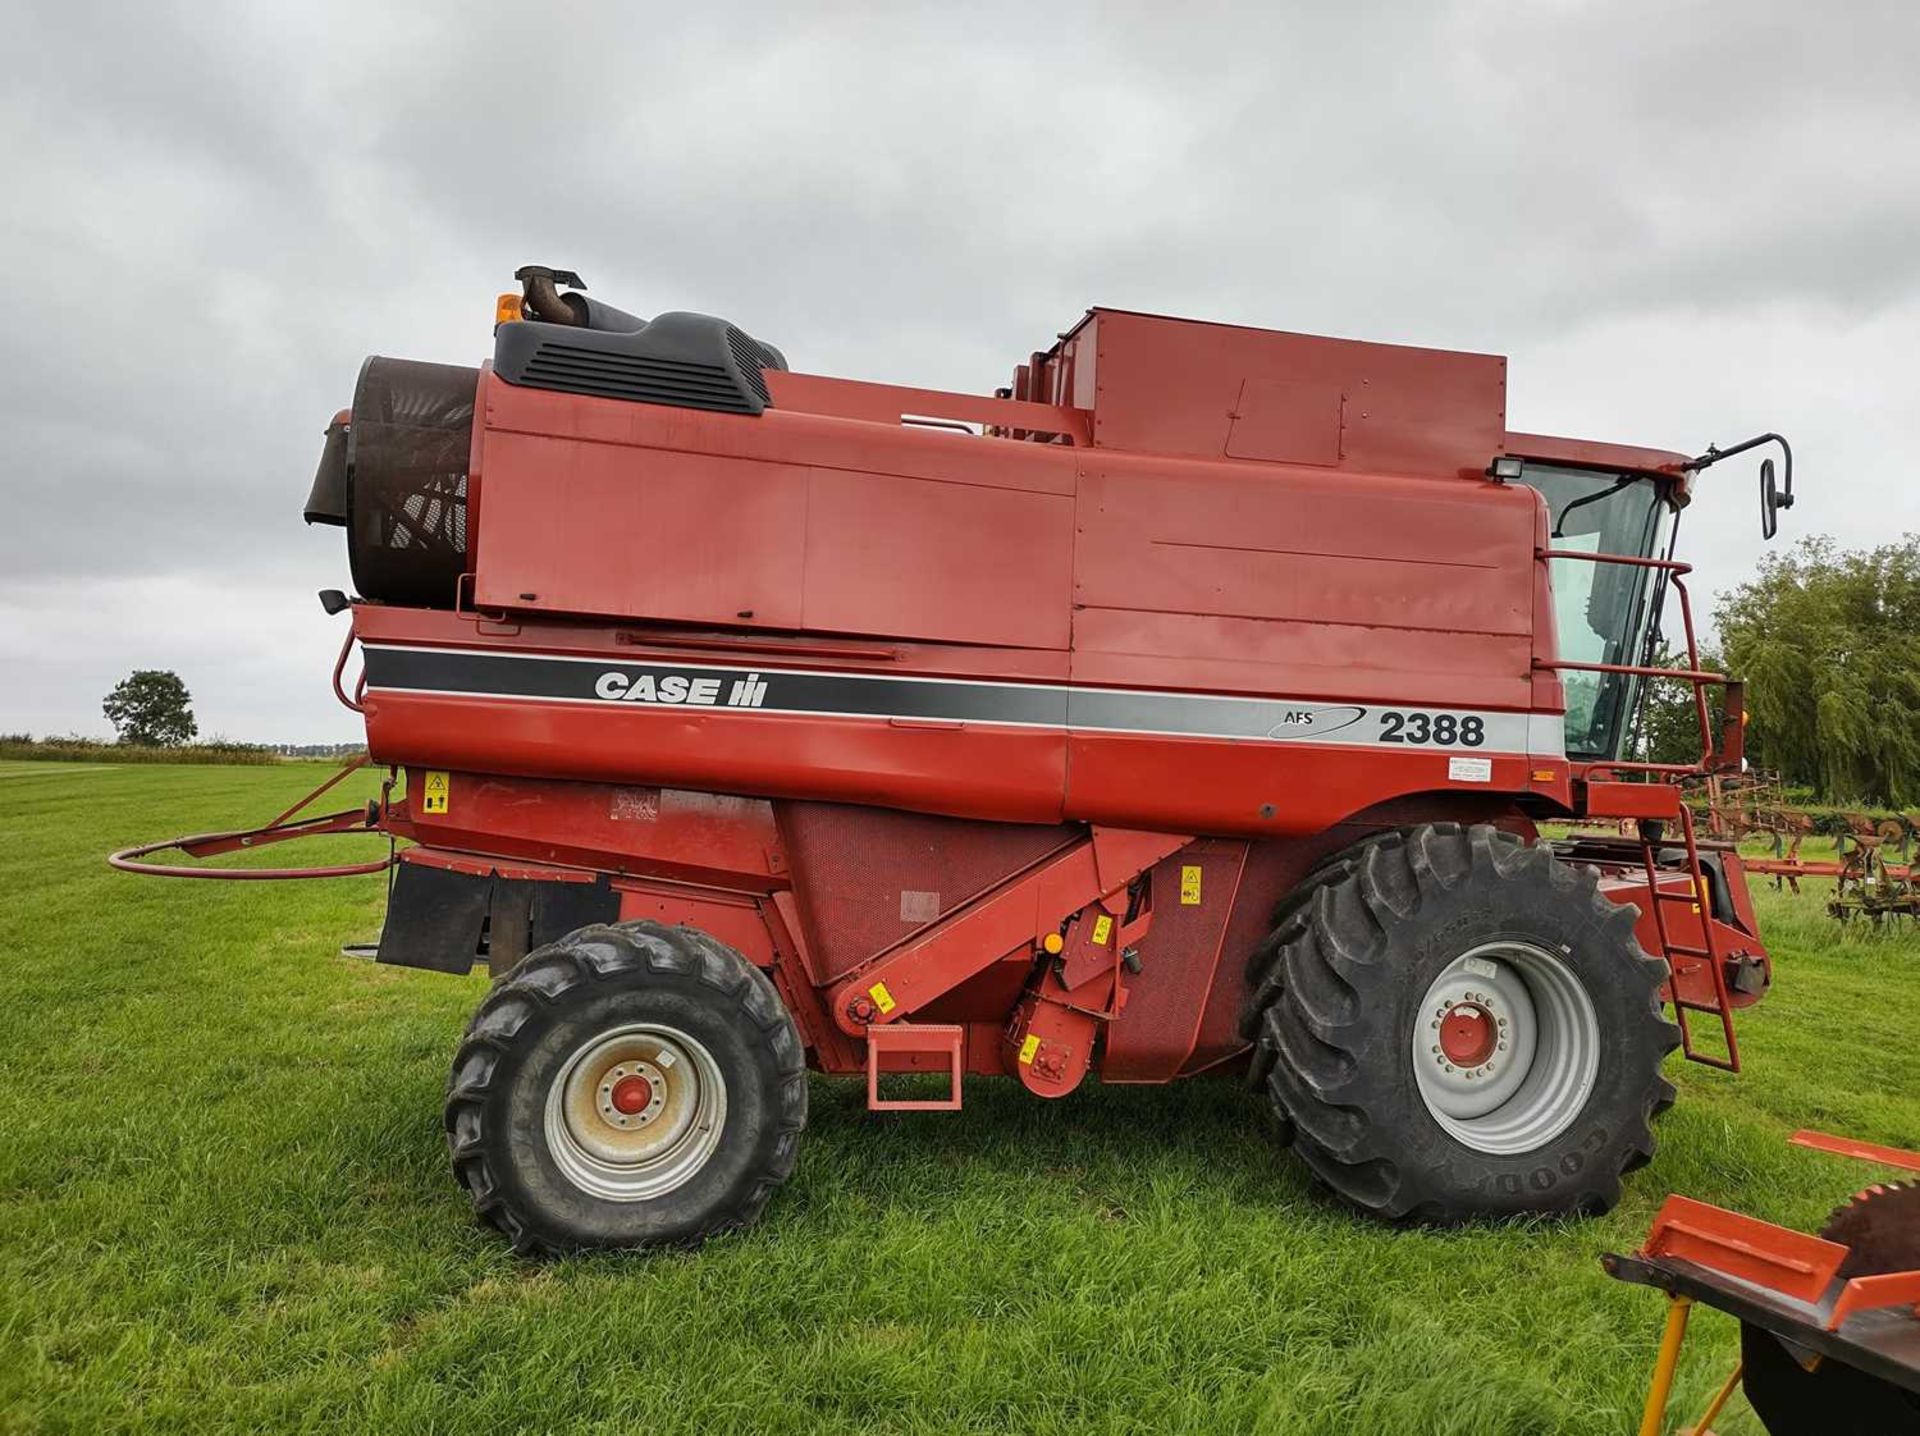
(1638, 803, 1740, 1072)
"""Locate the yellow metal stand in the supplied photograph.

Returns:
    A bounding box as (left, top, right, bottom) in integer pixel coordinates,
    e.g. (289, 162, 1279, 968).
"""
(1638, 1295, 1694, 1436)
(1685, 1361, 1743, 1434)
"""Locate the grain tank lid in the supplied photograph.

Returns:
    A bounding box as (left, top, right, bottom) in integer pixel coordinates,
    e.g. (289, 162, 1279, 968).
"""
(1039, 307, 1509, 479)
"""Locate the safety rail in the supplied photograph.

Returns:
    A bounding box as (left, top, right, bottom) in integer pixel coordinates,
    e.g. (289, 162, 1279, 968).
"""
(1536, 548, 1740, 1071)
(333, 628, 367, 713)
(1539, 550, 1728, 775)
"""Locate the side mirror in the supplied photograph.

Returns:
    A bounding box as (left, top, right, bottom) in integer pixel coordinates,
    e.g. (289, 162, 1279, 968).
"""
(1760, 457, 1794, 540)
(1686, 432, 1794, 541)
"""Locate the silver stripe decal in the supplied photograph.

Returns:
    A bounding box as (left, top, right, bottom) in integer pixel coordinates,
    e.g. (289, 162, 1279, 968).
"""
(360, 644, 1565, 758)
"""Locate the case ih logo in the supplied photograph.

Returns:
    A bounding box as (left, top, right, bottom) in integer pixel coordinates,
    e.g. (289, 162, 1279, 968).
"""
(593, 669, 770, 708)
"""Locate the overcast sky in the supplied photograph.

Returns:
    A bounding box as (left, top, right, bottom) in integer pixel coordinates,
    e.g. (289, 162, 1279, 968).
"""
(3, 1, 1915, 743)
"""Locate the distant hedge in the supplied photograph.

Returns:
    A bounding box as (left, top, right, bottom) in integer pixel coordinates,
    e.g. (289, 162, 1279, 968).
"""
(0, 735, 283, 766)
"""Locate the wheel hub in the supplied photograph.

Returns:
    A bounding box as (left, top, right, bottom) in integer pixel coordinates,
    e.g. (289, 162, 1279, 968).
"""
(610, 1075, 653, 1114)
(544, 1024, 727, 1201)
(598, 1063, 665, 1128)
(1437, 1001, 1498, 1068)
(1412, 942, 1601, 1155)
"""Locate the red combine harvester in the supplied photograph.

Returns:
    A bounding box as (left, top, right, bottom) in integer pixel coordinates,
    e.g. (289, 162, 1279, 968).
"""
(118, 268, 1796, 1252)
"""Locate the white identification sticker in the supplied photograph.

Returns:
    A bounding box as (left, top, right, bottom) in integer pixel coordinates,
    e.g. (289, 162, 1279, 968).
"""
(1462, 956, 1500, 980)
(1448, 756, 1493, 784)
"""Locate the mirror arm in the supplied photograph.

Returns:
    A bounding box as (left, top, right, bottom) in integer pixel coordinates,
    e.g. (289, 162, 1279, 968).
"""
(1686, 432, 1794, 509)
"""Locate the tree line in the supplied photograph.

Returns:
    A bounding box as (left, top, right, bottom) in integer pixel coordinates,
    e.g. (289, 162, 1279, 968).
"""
(1638, 535, 1920, 807)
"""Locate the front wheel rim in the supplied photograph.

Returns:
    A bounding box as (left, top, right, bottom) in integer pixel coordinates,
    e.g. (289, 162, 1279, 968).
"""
(1411, 941, 1601, 1156)
(544, 1023, 727, 1201)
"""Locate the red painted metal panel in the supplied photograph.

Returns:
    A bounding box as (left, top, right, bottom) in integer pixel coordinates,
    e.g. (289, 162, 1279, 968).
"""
(1828, 1269, 1920, 1331)
(391, 770, 784, 888)
(613, 884, 777, 967)
(800, 466, 1074, 649)
(363, 691, 1070, 826)
(1641, 1194, 1846, 1304)
(351, 604, 1072, 684)
(1101, 842, 1247, 1081)
(1068, 607, 1534, 709)
(1505, 430, 1690, 476)
(474, 432, 811, 624)
(1224, 380, 1343, 465)
(475, 378, 1077, 648)
(1072, 459, 1534, 634)
(1585, 781, 1683, 820)
(1179, 837, 1335, 1074)
(1075, 309, 1506, 476)
(484, 368, 1080, 499)
(1789, 1130, 1920, 1174)
(1063, 732, 1539, 837)
(777, 802, 1077, 978)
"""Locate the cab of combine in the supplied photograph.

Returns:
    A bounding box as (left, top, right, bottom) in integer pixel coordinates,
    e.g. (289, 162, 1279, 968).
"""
(179, 266, 1795, 1251)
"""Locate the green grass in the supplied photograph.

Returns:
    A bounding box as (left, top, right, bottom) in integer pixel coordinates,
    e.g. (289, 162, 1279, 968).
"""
(2, 764, 1916, 1434)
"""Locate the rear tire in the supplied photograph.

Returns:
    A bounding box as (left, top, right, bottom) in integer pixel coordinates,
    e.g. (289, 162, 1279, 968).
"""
(1249, 823, 1677, 1222)
(445, 921, 808, 1254)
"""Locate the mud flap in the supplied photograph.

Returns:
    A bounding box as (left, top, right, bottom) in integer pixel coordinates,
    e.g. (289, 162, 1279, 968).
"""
(376, 863, 619, 976)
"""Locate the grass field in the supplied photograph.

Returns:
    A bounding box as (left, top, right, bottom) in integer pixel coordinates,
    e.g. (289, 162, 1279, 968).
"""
(2, 762, 1917, 1434)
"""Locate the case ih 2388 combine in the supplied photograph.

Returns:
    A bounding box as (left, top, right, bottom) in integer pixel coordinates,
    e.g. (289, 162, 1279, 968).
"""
(119, 268, 1796, 1253)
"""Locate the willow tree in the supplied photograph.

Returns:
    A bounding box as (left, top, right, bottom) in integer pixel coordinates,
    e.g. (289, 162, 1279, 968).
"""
(1714, 536, 1920, 805)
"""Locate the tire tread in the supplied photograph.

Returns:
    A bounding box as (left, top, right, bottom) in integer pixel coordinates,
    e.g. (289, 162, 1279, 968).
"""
(443, 921, 807, 1255)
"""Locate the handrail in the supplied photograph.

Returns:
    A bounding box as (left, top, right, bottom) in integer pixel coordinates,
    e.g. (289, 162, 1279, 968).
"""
(333, 628, 366, 713)
(1534, 548, 1720, 776)
(1538, 546, 1744, 1070)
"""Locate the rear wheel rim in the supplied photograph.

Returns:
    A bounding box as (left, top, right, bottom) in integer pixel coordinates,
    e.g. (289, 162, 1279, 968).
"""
(544, 1023, 727, 1201)
(1412, 941, 1600, 1156)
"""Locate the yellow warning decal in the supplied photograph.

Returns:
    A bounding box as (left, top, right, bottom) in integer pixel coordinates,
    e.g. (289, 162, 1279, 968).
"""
(1180, 864, 1203, 905)
(1018, 1034, 1041, 1065)
(422, 770, 451, 815)
(868, 982, 897, 1015)
(1091, 914, 1114, 946)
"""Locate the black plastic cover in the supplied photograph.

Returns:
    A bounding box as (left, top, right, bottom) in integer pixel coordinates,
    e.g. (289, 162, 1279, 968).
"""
(494, 310, 787, 415)
(303, 418, 349, 526)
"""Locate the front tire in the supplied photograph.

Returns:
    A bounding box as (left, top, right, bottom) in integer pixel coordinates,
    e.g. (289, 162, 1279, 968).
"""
(445, 921, 808, 1253)
(1249, 823, 1678, 1222)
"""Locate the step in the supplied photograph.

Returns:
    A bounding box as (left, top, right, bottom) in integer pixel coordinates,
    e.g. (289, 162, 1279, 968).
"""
(865, 1022, 965, 1112)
